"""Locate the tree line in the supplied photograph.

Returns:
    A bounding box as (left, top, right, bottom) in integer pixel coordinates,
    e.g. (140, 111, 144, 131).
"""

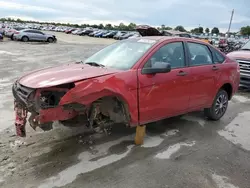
(2, 17, 249, 35)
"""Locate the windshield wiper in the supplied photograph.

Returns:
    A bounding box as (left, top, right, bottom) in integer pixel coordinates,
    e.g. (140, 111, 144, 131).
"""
(241, 48, 250, 51)
(85, 62, 105, 67)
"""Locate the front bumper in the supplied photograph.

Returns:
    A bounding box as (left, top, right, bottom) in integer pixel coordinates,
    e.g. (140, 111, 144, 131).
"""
(12, 82, 77, 124)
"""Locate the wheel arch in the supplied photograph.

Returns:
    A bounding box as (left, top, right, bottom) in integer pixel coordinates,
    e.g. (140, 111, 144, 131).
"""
(219, 83, 233, 100)
(21, 35, 29, 40)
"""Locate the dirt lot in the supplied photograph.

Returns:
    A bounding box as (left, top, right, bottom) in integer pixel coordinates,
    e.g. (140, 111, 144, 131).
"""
(0, 33, 250, 188)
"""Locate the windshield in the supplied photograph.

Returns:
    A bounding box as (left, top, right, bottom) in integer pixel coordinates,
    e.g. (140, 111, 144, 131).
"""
(83, 39, 156, 70)
(241, 40, 250, 50)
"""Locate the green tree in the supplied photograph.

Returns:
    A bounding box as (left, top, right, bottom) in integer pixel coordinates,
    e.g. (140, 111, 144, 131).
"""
(105, 24, 112, 30)
(118, 22, 126, 30)
(191, 28, 199, 33)
(127, 23, 136, 31)
(240, 26, 250, 35)
(165, 26, 172, 30)
(98, 24, 104, 29)
(211, 27, 220, 34)
(174, 25, 186, 32)
(198, 27, 203, 33)
(205, 28, 210, 33)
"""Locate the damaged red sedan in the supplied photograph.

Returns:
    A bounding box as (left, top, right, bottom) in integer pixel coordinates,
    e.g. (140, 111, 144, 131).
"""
(12, 36, 240, 142)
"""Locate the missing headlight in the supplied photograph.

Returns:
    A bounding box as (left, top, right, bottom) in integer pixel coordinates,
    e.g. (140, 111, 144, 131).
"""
(40, 91, 66, 109)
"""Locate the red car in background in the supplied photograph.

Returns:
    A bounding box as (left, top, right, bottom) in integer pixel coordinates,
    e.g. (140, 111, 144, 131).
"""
(65, 28, 77, 34)
(12, 36, 240, 140)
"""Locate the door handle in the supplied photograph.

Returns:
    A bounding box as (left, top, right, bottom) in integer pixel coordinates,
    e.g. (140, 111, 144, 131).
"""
(212, 65, 219, 70)
(177, 71, 187, 76)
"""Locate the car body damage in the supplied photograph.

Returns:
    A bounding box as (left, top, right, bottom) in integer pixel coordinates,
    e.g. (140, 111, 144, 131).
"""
(12, 37, 240, 138)
(12, 63, 138, 136)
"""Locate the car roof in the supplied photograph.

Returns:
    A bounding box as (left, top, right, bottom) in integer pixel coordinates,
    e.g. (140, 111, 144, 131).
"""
(127, 36, 212, 46)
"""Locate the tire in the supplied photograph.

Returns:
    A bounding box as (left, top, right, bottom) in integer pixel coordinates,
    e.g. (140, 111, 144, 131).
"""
(204, 89, 228, 121)
(22, 36, 29, 42)
(11, 34, 14, 40)
(47, 37, 54, 43)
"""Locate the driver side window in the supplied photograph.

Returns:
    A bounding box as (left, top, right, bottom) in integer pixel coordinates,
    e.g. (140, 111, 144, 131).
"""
(144, 42, 185, 69)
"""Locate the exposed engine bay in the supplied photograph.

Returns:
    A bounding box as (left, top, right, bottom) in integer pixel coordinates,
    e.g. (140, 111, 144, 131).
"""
(12, 81, 130, 137)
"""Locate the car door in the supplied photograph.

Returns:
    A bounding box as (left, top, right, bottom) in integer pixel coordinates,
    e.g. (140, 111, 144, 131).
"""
(185, 41, 218, 110)
(138, 40, 192, 125)
(32, 30, 46, 41)
(36, 31, 47, 41)
(24, 30, 36, 40)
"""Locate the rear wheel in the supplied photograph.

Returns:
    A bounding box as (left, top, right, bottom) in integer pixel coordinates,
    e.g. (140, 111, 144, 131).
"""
(22, 36, 29, 42)
(204, 89, 228, 120)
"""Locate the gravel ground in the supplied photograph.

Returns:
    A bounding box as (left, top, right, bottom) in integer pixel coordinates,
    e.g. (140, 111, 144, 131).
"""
(0, 33, 250, 188)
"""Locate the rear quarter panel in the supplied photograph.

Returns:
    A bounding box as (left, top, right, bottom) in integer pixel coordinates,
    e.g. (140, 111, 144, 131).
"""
(211, 59, 239, 103)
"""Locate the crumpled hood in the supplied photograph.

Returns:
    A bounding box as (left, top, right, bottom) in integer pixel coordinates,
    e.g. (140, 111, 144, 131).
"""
(18, 63, 119, 88)
(227, 50, 250, 60)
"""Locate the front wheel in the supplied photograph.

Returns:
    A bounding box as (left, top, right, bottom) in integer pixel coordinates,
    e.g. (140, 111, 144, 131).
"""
(204, 89, 228, 121)
(47, 37, 54, 43)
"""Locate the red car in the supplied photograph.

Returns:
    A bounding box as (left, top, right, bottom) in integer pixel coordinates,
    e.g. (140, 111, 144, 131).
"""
(12, 36, 240, 141)
(65, 28, 76, 34)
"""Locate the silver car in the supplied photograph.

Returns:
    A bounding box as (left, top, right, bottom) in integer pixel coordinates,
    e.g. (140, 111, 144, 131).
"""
(13, 29, 57, 42)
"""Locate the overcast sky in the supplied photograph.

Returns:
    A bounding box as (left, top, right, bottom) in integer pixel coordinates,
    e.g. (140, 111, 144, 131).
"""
(0, 0, 249, 32)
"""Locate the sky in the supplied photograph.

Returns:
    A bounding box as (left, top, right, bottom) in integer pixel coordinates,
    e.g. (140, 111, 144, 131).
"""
(0, 0, 249, 32)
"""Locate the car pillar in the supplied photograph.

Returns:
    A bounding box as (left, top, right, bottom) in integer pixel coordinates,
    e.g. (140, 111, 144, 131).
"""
(134, 125, 146, 145)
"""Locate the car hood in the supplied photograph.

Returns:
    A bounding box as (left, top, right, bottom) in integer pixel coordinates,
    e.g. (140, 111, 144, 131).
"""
(227, 50, 250, 60)
(18, 63, 119, 88)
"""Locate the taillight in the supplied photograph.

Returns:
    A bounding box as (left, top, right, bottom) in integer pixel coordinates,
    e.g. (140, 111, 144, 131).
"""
(15, 31, 19, 34)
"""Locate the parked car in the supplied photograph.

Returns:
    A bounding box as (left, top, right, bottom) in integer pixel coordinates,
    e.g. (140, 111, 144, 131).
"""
(71, 29, 82, 35)
(5, 27, 25, 40)
(129, 33, 141, 38)
(65, 28, 76, 34)
(12, 36, 240, 138)
(113, 31, 127, 39)
(227, 40, 250, 89)
(118, 32, 135, 40)
(13, 29, 57, 42)
(102, 31, 117, 38)
(79, 29, 94, 36)
(94, 31, 109, 37)
(89, 30, 101, 37)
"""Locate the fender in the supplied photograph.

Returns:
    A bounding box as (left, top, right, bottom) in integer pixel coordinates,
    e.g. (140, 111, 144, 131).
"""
(59, 72, 139, 126)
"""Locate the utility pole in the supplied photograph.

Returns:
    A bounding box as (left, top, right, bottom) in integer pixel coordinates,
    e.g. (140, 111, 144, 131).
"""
(227, 9, 234, 36)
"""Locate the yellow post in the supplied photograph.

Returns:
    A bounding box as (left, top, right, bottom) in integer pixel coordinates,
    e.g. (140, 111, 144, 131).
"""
(134, 125, 146, 145)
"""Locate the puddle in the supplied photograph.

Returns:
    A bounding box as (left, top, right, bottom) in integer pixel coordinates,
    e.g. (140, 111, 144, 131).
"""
(181, 115, 206, 127)
(142, 129, 179, 148)
(38, 135, 134, 188)
(232, 95, 250, 103)
(212, 173, 239, 188)
(155, 141, 196, 159)
(218, 111, 250, 150)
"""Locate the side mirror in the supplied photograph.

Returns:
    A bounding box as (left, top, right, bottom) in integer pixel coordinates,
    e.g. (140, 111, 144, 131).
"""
(142, 62, 171, 75)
